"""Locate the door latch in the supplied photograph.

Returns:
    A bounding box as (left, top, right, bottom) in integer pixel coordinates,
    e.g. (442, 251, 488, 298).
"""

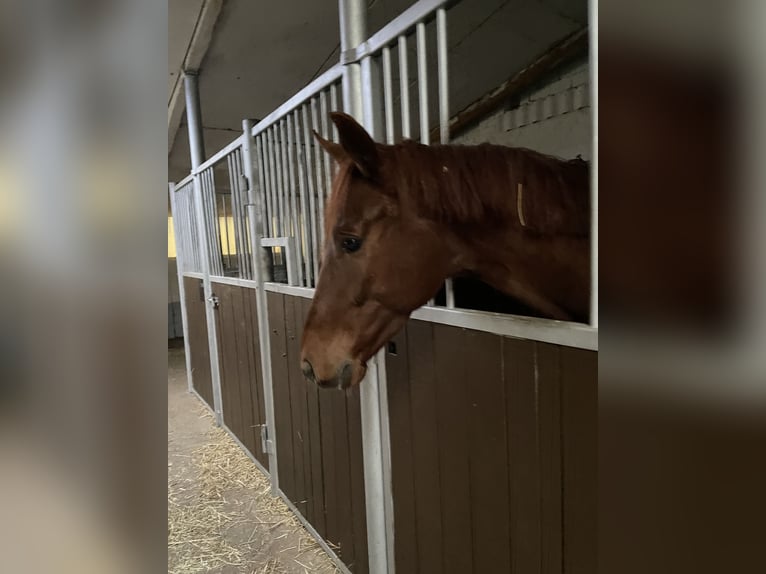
(207, 294, 220, 309)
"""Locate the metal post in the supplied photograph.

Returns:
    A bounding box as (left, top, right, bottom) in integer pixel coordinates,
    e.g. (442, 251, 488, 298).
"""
(169, 183, 195, 394)
(339, 0, 366, 119)
(184, 71, 206, 167)
(340, 1, 394, 572)
(186, 70, 224, 425)
(243, 119, 280, 494)
(589, 0, 598, 328)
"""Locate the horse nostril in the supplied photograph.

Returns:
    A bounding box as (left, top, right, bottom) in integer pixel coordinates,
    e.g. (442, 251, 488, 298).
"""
(301, 360, 315, 383)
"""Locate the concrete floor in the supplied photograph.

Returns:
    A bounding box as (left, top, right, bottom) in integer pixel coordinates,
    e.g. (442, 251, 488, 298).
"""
(168, 347, 340, 574)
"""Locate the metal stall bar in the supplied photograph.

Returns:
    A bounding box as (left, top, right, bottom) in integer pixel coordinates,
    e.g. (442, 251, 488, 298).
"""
(295, 110, 314, 287)
(256, 134, 271, 238)
(275, 122, 287, 238)
(266, 128, 279, 237)
(310, 97, 326, 251)
(341, 1, 393, 572)
(219, 173, 232, 272)
(242, 118, 279, 492)
(169, 183, 195, 393)
(330, 82, 341, 133)
(267, 128, 280, 237)
(416, 21, 435, 307)
(319, 91, 333, 214)
(398, 35, 411, 139)
(437, 7, 455, 309)
(589, 0, 598, 328)
(236, 150, 253, 279)
(382, 46, 395, 144)
(286, 113, 305, 287)
(302, 103, 320, 284)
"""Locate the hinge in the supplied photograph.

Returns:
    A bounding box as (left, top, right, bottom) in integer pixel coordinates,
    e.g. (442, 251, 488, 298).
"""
(260, 424, 273, 454)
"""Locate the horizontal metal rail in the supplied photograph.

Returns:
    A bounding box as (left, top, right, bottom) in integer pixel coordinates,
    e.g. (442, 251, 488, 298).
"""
(261, 283, 598, 350)
(193, 134, 244, 175)
(250, 66, 344, 138)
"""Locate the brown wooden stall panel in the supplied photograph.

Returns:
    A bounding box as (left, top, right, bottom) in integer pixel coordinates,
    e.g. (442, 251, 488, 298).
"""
(183, 276, 213, 409)
(212, 282, 269, 469)
(387, 319, 596, 574)
(268, 292, 368, 574)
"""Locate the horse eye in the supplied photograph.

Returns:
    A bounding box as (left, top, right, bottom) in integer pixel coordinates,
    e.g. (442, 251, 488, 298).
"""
(341, 236, 362, 253)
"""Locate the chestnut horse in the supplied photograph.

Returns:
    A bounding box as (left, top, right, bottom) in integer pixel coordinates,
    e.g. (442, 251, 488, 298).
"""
(301, 112, 590, 388)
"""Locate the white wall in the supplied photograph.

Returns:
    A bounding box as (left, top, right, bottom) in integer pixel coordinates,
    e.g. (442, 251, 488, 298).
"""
(454, 58, 591, 161)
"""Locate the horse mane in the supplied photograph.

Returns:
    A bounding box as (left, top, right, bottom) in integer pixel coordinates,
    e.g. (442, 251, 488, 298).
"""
(379, 140, 590, 235)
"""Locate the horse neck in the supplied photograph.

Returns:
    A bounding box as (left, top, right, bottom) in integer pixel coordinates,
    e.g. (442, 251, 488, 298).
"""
(435, 221, 590, 321)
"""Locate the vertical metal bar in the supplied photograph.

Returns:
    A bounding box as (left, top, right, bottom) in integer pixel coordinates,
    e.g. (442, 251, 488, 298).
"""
(233, 150, 249, 278)
(220, 168, 232, 272)
(330, 83, 341, 133)
(302, 103, 320, 284)
(416, 22, 434, 306)
(310, 98, 326, 250)
(236, 150, 253, 279)
(437, 8, 455, 309)
(398, 35, 411, 139)
(295, 110, 313, 287)
(280, 120, 291, 239)
(589, 0, 598, 328)
(256, 134, 271, 237)
(320, 91, 333, 203)
(286, 113, 305, 287)
(273, 125, 285, 237)
(416, 22, 429, 145)
(382, 46, 395, 144)
(243, 120, 271, 283)
(339, 0, 366, 119)
(437, 9, 449, 145)
(206, 168, 224, 276)
(243, 119, 279, 494)
(361, 56, 384, 141)
(169, 183, 195, 393)
(183, 72, 206, 166)
(267, 128, 280, 237)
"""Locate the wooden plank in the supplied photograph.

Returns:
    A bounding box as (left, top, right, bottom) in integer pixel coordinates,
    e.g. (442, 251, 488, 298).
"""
(268, 291, 296, 500)
(284, 295, 309, 517)
(319, 367, 339, 550)
(184, 277, 213, 408)
(345, 383, 368, 574)
(467, 330, 510, 574)
(433, 324, 473, 574)
(331, 386, 354, 565)
(505, 337, 541, 574)
(301, 297, 327, 537)
(560, 347, 596, 574)
(232, 286, 257, 455)
(241, 287, 266, 465)
(537, 343, 563, 574)
(248, 288, 269, 460)
(386, 325, 418, 574)
(219, 284, 245, 443)
(407, 320, 443, 574)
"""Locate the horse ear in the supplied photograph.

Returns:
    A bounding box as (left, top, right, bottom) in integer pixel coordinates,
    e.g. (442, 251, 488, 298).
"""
(312, 130, 346, 164)
(330, 112, 378, 179)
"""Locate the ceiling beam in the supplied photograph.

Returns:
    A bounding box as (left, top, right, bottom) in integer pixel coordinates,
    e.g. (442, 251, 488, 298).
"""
(167, 0, 223, 155)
